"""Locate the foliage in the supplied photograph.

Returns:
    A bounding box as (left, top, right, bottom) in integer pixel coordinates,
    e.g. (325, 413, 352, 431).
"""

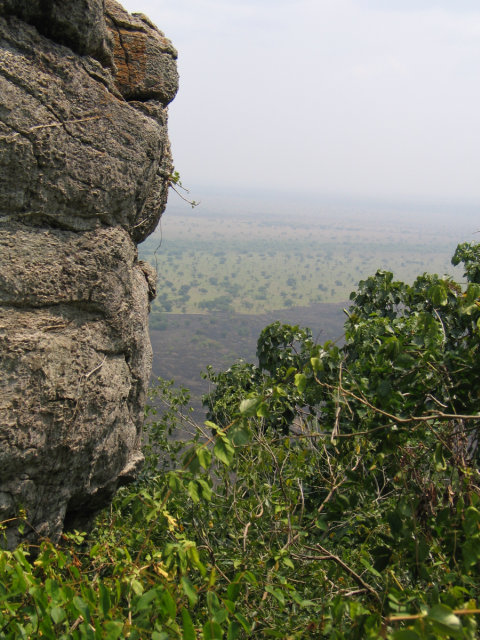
(168, 170, 200, 208)
(1, 243, 480, 638)
(203, 322, 315, 434)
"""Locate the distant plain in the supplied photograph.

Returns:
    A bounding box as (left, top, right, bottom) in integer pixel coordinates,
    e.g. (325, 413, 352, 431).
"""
(140, 207, 470, 317)
(139, 198, 476, 416)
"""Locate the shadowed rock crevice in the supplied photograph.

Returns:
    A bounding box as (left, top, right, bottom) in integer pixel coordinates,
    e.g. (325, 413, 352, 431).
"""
(0, 0, 114, 66)
(0, 0, 178, 549)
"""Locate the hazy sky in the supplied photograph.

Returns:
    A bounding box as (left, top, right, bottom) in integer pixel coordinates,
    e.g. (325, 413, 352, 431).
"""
(120, 0, 480, 205)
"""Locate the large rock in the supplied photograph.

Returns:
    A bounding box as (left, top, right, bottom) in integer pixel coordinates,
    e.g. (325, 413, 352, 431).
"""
(0, 0, 178, 548)
(0, 0, 114, 66)
(106, 0, 178, 104)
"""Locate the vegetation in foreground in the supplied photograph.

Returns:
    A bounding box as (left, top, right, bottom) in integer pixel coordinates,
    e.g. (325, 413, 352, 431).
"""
(1, 243, 480, 639)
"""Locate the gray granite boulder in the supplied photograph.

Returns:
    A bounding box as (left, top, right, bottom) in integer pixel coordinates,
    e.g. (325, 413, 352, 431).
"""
(0, 0, 177, 548)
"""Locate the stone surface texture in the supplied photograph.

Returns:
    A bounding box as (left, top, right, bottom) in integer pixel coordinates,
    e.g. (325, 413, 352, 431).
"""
(0, 0, 178, 548)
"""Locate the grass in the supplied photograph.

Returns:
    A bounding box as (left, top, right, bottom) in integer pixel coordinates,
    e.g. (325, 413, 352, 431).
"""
(139, 209, 465, 315)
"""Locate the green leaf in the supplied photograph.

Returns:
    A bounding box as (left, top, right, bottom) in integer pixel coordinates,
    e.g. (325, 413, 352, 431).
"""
(227, 582, 241, 602)
(265, 585, 285, 605)
(213, 608, 228, 624)
(426, 604, 462, 637)
(203, 619, 223, 640)
(187, 545, 207, 576)
(50, 606, 65, 624)
(181, 577, 198, 607)
(429, 283, 448, 306)
(243, 571, 258, 586)
(256, 402, 270, 418)
(99, 583, 111, 616)
(187, 480, 200, 503)
(181, 608, 196, 640)
(13, 548, 31, 570)
(462, 538, 480, 569)
(228, 423, 251, 445)
(197, 446, 212, 470)
(294, 373, 307, 393)
(135, 588, 159, 612)
(208, 566, 217, 588)
(465, 282, 480, 302)
(103, 621, 124, 640)
(207, 591, 221, 614)
(316, 517, 328, 532)
(464, 506, 480, 535)
(167, 472, 183, 492)
(239, 397, 261, 416)
(310, 357, 323, 372)
(227, 621, 242, 640)
(214, 437, 235, 466)
(231, 612, 249, 633)
(434, 443, 447, 471)
(73, 596, 90, 622)
(161, 589, 177, 619)
(285, 366, 297, 379)
(223, 599, 235, 615)
(197, 478, 212, 501)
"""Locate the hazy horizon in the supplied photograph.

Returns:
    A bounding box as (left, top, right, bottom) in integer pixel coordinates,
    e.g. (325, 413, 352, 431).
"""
(120, 0, 480, 209)
(164, 184, 480, 232)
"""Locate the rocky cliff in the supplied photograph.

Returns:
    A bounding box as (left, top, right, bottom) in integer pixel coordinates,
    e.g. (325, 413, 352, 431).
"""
(0, 0, 178, 548)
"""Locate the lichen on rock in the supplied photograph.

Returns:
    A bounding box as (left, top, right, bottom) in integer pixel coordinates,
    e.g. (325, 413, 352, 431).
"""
(0, 0, 177, 548)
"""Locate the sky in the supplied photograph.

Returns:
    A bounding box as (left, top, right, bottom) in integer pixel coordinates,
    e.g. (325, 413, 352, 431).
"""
(120, 0, 480, 207)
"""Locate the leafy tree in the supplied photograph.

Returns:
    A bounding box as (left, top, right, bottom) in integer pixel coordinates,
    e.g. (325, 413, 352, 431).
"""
(200, 242, 480, 635)
(203, 321, 314, 434)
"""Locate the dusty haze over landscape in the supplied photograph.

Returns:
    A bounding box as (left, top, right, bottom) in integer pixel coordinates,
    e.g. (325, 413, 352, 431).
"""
(122, 0, 480, 208)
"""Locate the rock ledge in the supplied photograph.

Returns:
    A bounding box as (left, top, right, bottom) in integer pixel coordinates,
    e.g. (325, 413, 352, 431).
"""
(0, 0, 177, 548)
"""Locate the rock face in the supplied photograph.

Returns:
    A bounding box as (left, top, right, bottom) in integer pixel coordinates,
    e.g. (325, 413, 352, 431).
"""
(0, 0, 178, 548)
